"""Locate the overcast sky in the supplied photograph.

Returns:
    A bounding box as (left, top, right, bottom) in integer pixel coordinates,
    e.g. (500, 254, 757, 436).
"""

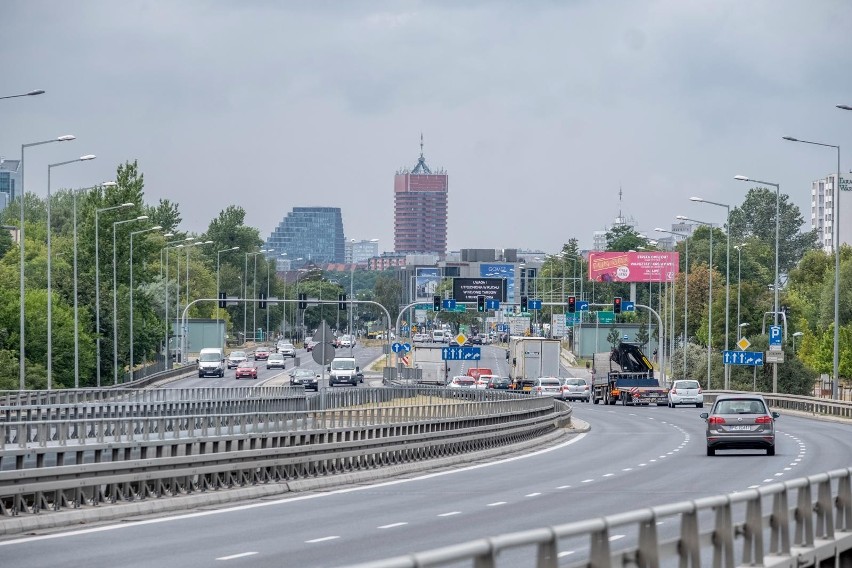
(4, 0, 852, 254)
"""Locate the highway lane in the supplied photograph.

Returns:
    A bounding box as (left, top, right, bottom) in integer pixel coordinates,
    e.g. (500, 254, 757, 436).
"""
(165, 343, 386, 389)
(3, 400, 848, 567)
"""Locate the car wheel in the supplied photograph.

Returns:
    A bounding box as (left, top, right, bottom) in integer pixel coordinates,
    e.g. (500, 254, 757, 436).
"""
(198, 373, 203, 378)
(767, 446, 776, 456)
(707, 447, 715, 456)
(697, 403, 704, 408)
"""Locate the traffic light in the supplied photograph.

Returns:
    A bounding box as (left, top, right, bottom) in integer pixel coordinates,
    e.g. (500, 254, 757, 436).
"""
(298, 293, 307, 310)
(218, 292, 227, 309)
(259, 293, 267, 310)
(613, 297, 622, 314)
(477, 295, 486, 312)
(567, 296, 576, 313)
(520, 296, 528, 311)
(433, 295, 442, 311)
(338, 293, 346, 311)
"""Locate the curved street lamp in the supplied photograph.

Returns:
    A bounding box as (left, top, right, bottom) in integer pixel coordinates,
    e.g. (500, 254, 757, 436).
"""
(1, 89, 44, 100)
(691, 196, 732, 388)
(129, 226, 163, 379)
(677, 215, 715, 389)
(734, 175, 781, 394)
(46, 154, 96, 389)
(113, 216, 148, 384)
(19, 134, 75, 390)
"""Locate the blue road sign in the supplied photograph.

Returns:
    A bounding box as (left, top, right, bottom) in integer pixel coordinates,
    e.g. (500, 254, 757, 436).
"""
(528, 299, 542, 310)
(402, 343, 412, 353)
(622, 301, 635, 312)
(722, 350, 764, 366)
(486, 299, 500, 310)
(391, 342, 404, 353)
(769, 325, 782, 346)
(497, 324, 508, 332)
(441, 347, 482, 361)
(576, 301, 589, 311)
(442, 299, 457, 310)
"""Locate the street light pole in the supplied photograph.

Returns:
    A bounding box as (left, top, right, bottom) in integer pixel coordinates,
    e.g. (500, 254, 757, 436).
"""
(129, 226, 162, 380)
(734, 175, 781, 393)
(656, 227, 690, 380)
(691, 197, 731, 388)
(19, 134, 75, 390)
(782, 133, 842, 400)
(74, 182, 120, 388)
(47, 155, 96, 389)
(217, 246, 240, 350)
(677, 216, 714, 389)
(113, 216, 148, 384)
(735, 244, 747, 347)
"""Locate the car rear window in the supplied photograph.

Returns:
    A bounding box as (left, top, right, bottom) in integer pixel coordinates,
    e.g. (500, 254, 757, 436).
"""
(676, 381, 700, 389)
(539, 379, 561, 386)
(715, 399, 766, 414)
(564, 379, 585, 386)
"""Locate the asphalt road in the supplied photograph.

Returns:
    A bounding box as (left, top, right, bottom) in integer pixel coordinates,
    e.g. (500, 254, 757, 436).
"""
(3, 397, 846, 567)
(166, 342, 386, 389)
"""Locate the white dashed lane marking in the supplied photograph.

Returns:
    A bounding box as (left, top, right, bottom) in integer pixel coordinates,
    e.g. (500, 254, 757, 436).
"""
(438, 511, 461, 517)
(378, 523, 408, 529)
(216, 552, 258, 561)
(525, 492, 541, 497)
(487, 502, 506, 507)
(306, 536, 339, 543)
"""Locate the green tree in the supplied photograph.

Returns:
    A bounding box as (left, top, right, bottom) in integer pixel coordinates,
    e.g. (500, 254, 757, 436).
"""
(607, 327, 621, 349)
(374, 274, 402, 325)
(729, 187, 818, 274)
(605, 225, 649, 252)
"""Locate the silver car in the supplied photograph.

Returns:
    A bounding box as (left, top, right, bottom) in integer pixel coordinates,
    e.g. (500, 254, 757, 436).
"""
(667, 379, 704, 408)
(559, 378, 590, 402)
(700, 394, 779, 456)
(532, 377, 562, 397)
(277, 342, 297, 358)
(226, 350, 247, 369)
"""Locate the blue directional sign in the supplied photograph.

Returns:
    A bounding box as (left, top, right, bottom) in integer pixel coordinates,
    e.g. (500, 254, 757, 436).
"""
(486, 299, 500, 310)
(576, 301, 589, 312)
(769, 325, 782, 346)
(442, 299, 457, 310)
(441, 347, 482, 361)
(391, 342, 405, 353)
(401, 326, 410, 334)
(528, 299, 542, 310)
(723, 350, 764, 366)
(622, 301, 636, 312)
(497, 323, 508, 332)
(402, 343, 412, 353)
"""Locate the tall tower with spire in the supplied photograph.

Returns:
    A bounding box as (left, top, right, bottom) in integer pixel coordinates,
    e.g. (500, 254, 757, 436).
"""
(393, 135, 448, 255)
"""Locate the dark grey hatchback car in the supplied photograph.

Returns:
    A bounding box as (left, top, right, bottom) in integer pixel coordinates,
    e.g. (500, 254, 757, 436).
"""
(700, 394, 780, 456)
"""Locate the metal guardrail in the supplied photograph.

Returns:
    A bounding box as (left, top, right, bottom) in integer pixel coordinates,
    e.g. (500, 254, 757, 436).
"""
(0, 388, 570, 522)
(0, 387, 307, 423)
(348, 468, 852, 568)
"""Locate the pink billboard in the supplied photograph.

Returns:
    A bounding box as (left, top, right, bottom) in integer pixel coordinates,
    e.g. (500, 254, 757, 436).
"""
(588, 251, 679, 283)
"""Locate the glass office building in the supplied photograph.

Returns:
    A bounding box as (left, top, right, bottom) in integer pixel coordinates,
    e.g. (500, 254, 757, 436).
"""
(0, 158, 21, 213)
(265, 207, 345, 268)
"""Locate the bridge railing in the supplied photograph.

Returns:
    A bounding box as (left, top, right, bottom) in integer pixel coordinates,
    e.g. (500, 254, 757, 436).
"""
(348, 467, 852, 568)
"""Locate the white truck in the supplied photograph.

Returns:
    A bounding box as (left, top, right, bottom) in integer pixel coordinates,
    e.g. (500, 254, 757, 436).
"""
(327, 357, 362, 387)
(509, 337, 561, 380)
(412, 345, 449, 385)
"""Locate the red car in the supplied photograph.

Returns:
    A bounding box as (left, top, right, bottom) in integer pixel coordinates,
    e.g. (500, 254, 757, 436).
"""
(253, 347, 270, 360)
(235, 361, 258, 380)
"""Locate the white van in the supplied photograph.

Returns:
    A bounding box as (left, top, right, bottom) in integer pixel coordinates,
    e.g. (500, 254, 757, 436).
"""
(197, 347, 225, 378)
(431, 330, 448, 343)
